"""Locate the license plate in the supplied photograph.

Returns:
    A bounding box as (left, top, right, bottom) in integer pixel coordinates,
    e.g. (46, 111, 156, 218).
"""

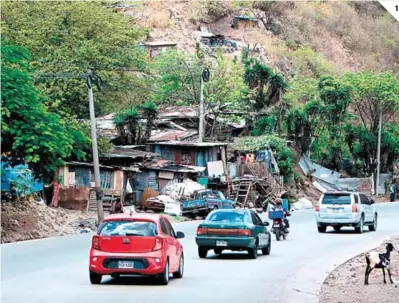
(216, 240, 227, 247)
(118, 261, 134, 269)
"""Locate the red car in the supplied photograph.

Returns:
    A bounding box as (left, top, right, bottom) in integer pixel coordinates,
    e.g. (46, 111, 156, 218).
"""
(89, 213, 185, 285)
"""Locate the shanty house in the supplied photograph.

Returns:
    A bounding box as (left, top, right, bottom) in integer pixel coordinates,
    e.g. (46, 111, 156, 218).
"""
(232, 16, 258, 29)
(151, 141, 230, 177)
(56, 161, 136, 211)
(146, 41, 177, 59)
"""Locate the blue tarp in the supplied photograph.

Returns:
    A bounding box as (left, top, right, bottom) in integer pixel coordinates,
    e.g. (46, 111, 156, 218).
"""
(1, 162, 43, 192)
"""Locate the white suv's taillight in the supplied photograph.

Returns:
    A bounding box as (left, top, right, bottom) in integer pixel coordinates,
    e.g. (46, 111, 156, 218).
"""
(352, 204, 358, 213)
(315, 205, 320, 212)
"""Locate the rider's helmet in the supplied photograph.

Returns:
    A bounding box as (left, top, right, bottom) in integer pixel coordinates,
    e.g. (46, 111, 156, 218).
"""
(275, 198, 283, 205)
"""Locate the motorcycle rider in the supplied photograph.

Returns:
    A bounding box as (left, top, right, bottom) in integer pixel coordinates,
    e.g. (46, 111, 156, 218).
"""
(272, 198, 290, 232)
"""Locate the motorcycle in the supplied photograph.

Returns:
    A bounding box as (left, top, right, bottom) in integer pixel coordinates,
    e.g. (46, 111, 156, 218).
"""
(268, 208, 290, 241)
(271, 218, 288, 241)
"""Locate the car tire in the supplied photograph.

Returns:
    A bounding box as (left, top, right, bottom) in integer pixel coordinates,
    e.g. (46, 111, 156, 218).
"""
(248, 241, 258, 259)
(333, 226, 341, 232)
(157, 260, 169, 285)
(214, 248, 223, 255)
(89, 271, 102, 285)
(173, 254, 184, 279)
(198, 247, 208, 259)
(369, 214, 377, 232)
(262, 236, 271, 255)
(317, 226, 327, 233)
(355, 216, 364, 234)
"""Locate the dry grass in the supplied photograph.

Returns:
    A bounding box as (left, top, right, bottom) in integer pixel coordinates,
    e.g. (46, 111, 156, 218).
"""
(278, 1, 399, 73)
(147, 11, 172, 29)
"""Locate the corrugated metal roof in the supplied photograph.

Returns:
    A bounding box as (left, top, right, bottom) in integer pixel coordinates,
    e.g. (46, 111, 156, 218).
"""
(159, 106, 199, 118)
(65, 161, 115, 169)
(146, 41, 178, 47)
(101, 148, 160, 159)
(151, 141, 230, 147)
(149, 130, 197, 142)
(234, 15, 257, 21)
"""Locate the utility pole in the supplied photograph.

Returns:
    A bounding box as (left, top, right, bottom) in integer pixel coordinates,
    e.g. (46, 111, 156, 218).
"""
(199, 68, 210, 142)
(375, 109, 382, 196)
(199, 74, 205, 142)
(86, 69, 104, 222)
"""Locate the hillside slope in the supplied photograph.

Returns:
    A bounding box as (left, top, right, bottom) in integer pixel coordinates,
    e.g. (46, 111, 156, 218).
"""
(133, 0, 399, 76)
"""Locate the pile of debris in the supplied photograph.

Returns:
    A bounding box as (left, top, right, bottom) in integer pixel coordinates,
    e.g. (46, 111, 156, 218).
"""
(144, 179, 205, 216)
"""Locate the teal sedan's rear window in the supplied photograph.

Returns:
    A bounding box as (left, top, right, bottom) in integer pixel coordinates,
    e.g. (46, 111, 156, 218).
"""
(205, 211, 250, 223)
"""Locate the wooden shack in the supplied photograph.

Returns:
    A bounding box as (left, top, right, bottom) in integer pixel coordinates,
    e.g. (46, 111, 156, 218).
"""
(232, 16, 258, 30)
(146, 41, 177, 59)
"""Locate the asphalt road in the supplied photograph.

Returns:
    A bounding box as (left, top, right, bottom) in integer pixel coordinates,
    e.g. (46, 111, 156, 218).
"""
(2, 203, 399, 303)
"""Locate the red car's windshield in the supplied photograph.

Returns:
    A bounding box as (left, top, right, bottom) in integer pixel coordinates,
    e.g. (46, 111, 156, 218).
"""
(98, 220, 158, 237)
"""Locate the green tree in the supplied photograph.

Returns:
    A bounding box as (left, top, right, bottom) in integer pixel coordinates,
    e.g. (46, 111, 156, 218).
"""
(140, 101, 159, 145)
(148, 50, 202, 105)
(341, 72, 399, 175)
(1, 1, 145, 118)
(1, 40, 89, 181)
(114, 107, 140, 145)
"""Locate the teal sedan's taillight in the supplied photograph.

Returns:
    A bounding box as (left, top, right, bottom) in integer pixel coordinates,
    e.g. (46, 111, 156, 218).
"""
(197, 227, 208, 235)
(237, 229, 251, 236)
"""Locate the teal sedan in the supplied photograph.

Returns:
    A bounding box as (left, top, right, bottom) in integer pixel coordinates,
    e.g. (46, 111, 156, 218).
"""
(195, 209, 271, 259)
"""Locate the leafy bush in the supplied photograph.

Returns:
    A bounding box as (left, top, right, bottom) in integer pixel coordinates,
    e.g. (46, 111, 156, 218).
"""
(290, 47, 334, 78)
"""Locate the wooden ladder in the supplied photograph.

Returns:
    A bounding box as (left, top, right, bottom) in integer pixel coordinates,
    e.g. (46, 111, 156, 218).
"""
(235, 181, 253, 207)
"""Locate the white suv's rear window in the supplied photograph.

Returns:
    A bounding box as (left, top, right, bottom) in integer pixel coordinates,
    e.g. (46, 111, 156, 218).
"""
(322, 194, 351, 205)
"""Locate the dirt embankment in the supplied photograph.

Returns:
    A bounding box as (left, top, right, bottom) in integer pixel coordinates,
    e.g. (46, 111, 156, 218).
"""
(320, 236, 399, 303)
(1, 201, 98, 244)
(1, 201, 192, 244)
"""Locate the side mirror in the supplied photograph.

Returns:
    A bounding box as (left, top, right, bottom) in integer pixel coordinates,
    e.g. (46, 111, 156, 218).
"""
(263, 221, 270, 227)
(176, 231, 185, 239)
(370, 199, 375, 204)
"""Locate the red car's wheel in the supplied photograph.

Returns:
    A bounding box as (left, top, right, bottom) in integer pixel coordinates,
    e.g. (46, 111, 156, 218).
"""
(173, 254, 184, 279)
(157, 260, 169, 285)
(89, 271, 102, 285)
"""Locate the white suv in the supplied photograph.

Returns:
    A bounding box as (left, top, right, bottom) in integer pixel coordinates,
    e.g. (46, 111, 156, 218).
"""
(315, 191, 378, 233)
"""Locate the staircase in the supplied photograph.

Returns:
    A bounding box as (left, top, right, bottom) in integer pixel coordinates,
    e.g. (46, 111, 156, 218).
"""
(87, 189, 122, 212)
